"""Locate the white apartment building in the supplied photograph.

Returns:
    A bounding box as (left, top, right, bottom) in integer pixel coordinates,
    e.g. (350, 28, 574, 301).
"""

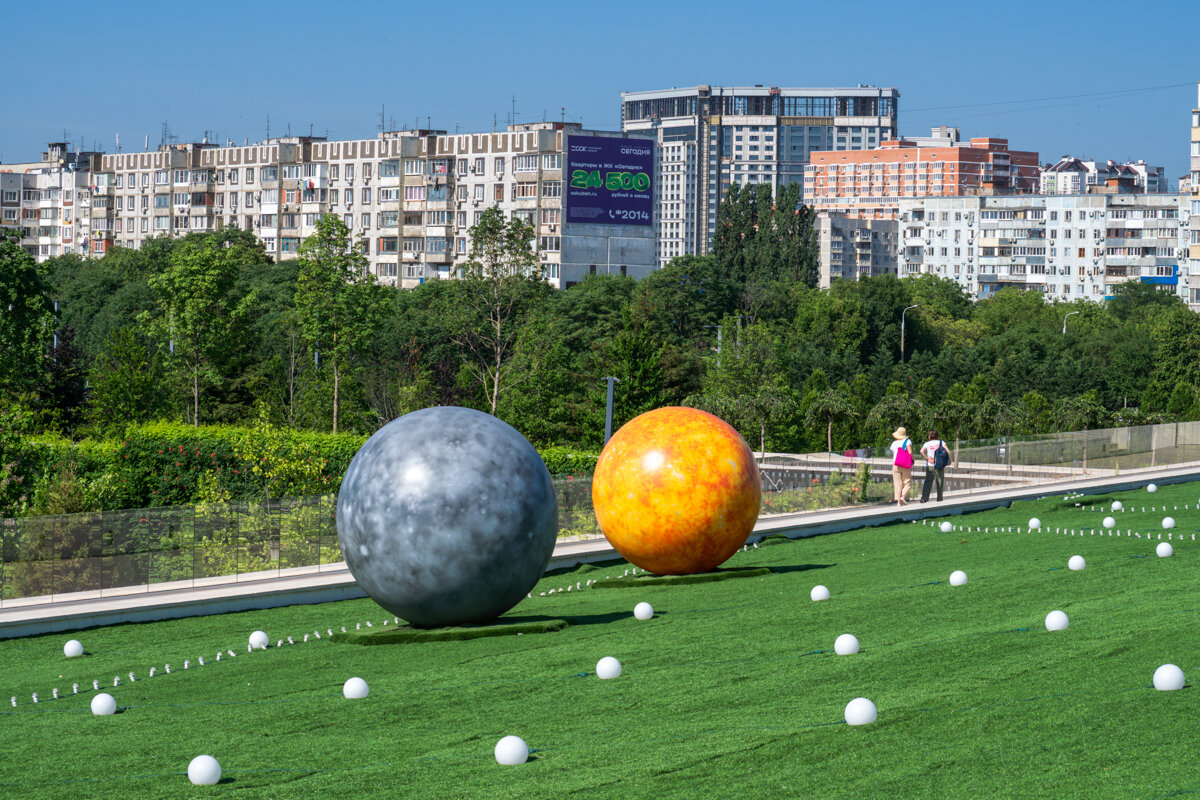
(621, 85, 899, 266)
(0, 143, 101, 260)
(94, 123, 656, 288)
(1187, 83, 1200, 310)
(896, 194, 1185, 302)
(816, 212, 898, 288)
(1040, 156, 1167, 195)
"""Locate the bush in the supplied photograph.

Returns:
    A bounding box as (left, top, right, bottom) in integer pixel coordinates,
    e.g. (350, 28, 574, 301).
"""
(539, 445, 599, 476)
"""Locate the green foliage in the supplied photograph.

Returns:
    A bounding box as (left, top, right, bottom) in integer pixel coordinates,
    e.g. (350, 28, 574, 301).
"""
(0, 229, 54, 395)
(537, 446, 598, 476)
(85, 326, 170, 433)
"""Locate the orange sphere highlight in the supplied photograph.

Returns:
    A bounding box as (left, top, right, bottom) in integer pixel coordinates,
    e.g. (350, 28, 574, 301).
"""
(592, 407, 761, 575)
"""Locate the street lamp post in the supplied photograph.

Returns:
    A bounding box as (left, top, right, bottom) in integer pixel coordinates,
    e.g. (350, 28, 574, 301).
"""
(603, 377, 620, 444)
(1062, 310, 1081, 335)
(900, 305, 918, 362)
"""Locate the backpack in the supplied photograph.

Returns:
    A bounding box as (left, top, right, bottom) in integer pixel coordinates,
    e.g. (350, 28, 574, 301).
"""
(893, 439, 913, 469)
(933, 441, 950, 470)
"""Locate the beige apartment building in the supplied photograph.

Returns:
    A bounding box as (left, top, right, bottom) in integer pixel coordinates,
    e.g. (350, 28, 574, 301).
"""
(0, 143, 101, 260)
(93, 123, 656, 288)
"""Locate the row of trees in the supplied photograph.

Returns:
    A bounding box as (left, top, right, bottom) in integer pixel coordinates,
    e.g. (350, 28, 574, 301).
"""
(4, 182, 1200, 512)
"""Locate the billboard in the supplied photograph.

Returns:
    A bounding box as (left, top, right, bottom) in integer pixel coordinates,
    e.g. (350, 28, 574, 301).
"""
(565, 135, 653, 226)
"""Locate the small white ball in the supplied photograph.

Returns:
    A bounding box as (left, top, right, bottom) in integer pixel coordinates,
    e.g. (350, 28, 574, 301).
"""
(949, 570, 968, 586)
(810, 585, 830, 602)
(844, 697, 877, 726)
(1102, 516, 1116, 529)
(1162, 517, 1175, 530)
(1068, 555, 1086, 571)
(1153, 663, 1185, 691)
(1045, 610, 1069, 631)
(494, 735, 529, 765)
(1112, 501, 1123, 512)
(834, 634, 860, 655)
(248, 630, 269, 650)
(633, 602, 654, 621)
(90, 692, 117, 716)
(939, 521, 953, 533)
(1028, 518, 1041, 530)
(187, 754, 222, 785)
(1156, 542, 1173, 558)
(595, 656, 622, 679)
(342, 677, 369, 699)
(63, 639, 83, 658)
(1147, 484, 1158, 493)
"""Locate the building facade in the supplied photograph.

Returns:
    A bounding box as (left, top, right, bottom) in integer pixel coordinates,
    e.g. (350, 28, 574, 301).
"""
(0, 143, 101, 260)
(1187, 83, 1200, 310)
(895, 194, 1184, 302)
(806, 134, 1040, 220)
(620, 85, 899, 265)
(92, 123, 656, 288)
(1041, 156, 1167, 194)
(816, 212, 898, 288)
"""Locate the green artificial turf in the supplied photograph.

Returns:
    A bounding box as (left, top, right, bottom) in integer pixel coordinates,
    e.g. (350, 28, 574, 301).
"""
(589, 566, 772, 588)
(333, 618, 570, 645)
(2, 481, 1198, 799)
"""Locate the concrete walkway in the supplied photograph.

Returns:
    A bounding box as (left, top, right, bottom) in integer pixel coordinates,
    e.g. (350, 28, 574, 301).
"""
(3, 460, 1198, 639)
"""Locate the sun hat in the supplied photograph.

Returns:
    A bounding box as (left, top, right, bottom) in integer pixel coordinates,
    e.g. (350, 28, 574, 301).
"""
(892, 427, 907, 440)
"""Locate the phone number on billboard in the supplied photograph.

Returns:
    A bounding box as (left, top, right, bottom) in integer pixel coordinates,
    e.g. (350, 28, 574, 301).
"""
(570, 170, 652, 192)
(608, 209, 650, 221)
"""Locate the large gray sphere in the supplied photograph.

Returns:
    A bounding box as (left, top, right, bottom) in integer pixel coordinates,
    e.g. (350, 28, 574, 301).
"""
(337, 407, 558, 627)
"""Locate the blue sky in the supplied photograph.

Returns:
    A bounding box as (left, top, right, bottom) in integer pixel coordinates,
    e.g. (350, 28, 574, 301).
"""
(4, 0, 1198, 184)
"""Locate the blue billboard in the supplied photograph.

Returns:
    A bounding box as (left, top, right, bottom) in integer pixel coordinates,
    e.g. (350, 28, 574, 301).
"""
(565, 135, 654, 226)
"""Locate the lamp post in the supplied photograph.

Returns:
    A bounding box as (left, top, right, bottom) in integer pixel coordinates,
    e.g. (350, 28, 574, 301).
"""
(1062, 310, 1081, 335)
(603, 377, 620, 444)
(900, 304, 918, 362)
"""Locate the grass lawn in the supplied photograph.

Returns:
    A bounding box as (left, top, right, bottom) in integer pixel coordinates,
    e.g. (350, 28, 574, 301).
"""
(1, 481, 1198, 799)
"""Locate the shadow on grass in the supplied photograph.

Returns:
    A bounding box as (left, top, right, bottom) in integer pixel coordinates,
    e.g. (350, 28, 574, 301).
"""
(768, 563, 837, 575)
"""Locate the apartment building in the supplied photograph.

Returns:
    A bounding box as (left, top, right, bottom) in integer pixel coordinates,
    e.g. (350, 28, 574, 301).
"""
(620, 85, 899, 265)
(0, 143, 101, 260)
(815, 212, 898, 288)
(895, 194, 1184, 302)
(1187, 83, 1200, 310)
(806, 131, 1040, 219)
(1040, 156, 1167, 194)
(94, 123, 656, 288)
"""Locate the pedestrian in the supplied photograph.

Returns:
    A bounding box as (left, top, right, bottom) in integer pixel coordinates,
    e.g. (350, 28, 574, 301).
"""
(919, 429, 951, 503)
(889, 427, 914, 505)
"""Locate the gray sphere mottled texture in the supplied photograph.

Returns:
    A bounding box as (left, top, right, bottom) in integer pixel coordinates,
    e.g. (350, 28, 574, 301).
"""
(337, 407, 558, 627)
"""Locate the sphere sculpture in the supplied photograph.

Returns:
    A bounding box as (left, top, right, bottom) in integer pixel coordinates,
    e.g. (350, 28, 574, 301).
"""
(1112, 501, 1123, 512)
(939, 521, 953, 533)
(1028, 518, 1041, 531)
(1102, 516, 1116, 529)
(592, 407, 760, 575)
(1068, 555, 1086, 571)
(494, 735, 529, 765)
(343, 677, 369, 699)
(1153, 664, 1185, 691)
(187, 755, 222, 786)
(90, 693, 117, 716)
(810, 585, 830, 602)
(834, 634, 860, 655)
(1045, 610, 1069, 631)
(1162, 517, 1176, 530)
(595, 657, 622, 679)
(337, 407, 558, 627)
(844, 697, 877, 726)
(63, 639, 83, 658)
(949, 570, 968, 586)
(1147, 484, 1158, 493)
(633, 602, 654, 621)
(1157, 542, 1173, 558)
(248, 631, 269, 650)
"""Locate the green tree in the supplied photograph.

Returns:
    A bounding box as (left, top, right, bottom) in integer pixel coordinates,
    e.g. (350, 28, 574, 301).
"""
(0, 229, 54, 394)
(86, 326, 169, 431)
(1166, 381, 1198, 420)
(454, 206, 546, 415)
(141, 232, 261, 425)
(295, 214, 388, 433)
(804, 387, 858, 453)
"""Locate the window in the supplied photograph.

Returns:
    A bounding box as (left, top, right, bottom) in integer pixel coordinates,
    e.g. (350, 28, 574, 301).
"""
(344, 164, 353, 180)
(457, 160, 468, 176)
(474, 185, 484, 201)
(155, 195, 170, 209)
(542, 154, 561, 170)
(379, 188, 400, 202)
(404, 185, 424, 201)
(495, 184, 505, 201)
(429, 160, 449, 175)
(539, 235, 560, 251)
(362, 188, 371, 204)
(229, 169, 239, 184)
(245, 192, 255, 208)
(261, 166, 279, 181)
(360, 212, 370, 228)
(282, 165, 301, 180)
(515, 183, 538, 199)
(330, 165, 338, 180)
(456, 185, 468, 201)
(263, 189, 280, 204)
(304, 213, 319, 226)
(246, 168, 254, 183)
(456, 211, 466, 227)
(515, 155, 537, 172)
(541, 181, 561, 198)
(494, 157, 505, 175)
(345, 188, 353, 205)
(379, 211, 398, 228)
(380, 160, 400, 177)
(174, 169, 189, 183)
(259, 214, 278, 227)
(155, 170, 169, 185)
(281, 237, 299, 253)
(262, 236, 276, 252)
(474, 158, 484, 174)
(403, 237, 423, 252)
(426, 237, 447, 254)
(363, 163, 372, 179)
(541, 208, 560, 225)
(456, 237, 467, 254)
(427, 210, 449, 225)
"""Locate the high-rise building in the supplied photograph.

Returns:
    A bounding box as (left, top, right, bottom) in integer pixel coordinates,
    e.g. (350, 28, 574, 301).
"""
(93, 123, 656, 288)
(1186, 83, 1200, 310)
(620, 85, 899, 266)
(895, 193, 1184, 302)
(0, 143, 102, 260)
(816, 212, 898, 288)
(806, 133, 1039, 220)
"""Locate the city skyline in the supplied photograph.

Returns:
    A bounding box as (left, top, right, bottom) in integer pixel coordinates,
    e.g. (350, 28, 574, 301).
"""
(3, 0, 1197, 181)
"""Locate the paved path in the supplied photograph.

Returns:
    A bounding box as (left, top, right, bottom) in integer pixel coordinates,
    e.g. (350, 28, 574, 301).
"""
(3, 461, 1198, 639)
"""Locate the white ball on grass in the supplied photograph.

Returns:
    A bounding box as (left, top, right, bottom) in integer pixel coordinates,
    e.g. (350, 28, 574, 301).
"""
(494, 735, 529, 765)
(1147, 484, 1158, 493)
(633, 602, 654, 621)
(810, 585, 830, 602)
(1157, 542, 1173, 558)
(1162, 517, 1175, 530)
(248, 630, 269, 650)
(63, 639, 83, 658)
(1102, 516, 1116, 529)
(187, 755, 222, 785)
(1153, 664, 1185, 691)
(949, 570, 968, 586)
(1068, 555, 1086, 571)
(1028, 518, 1041, 530)
(834, 634, 860, 655)
(1111, 501, 1123, 512)
(595, 656, 622, 679)
(90, 693, 116, 716)
(939, 521, 953, 533)
(342, 677, 369, 699)
(844, 697, 877, 726)
(1045, 610, 1069, 631)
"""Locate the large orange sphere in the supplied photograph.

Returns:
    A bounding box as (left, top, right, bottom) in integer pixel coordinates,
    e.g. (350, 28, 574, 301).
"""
(592, 407, 761, 575)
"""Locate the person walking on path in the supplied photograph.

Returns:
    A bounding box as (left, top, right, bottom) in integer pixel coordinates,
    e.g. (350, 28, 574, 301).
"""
(889, 427, 915, 505)
(920, 429, 951, 503)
